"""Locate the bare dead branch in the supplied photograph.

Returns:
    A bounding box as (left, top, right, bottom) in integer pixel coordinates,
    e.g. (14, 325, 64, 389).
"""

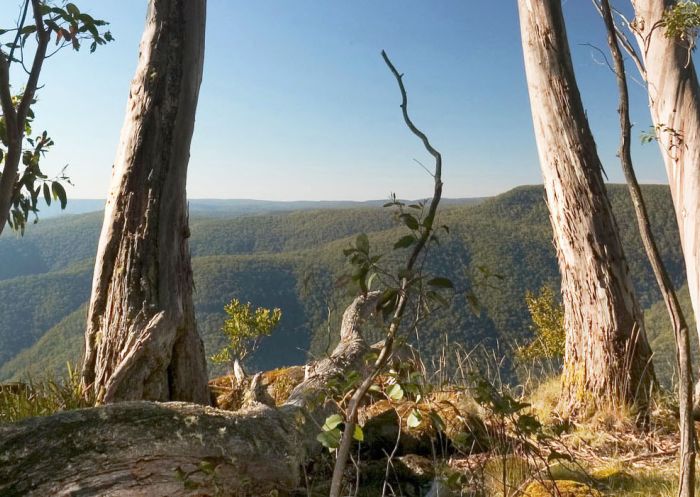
(591, 0, 647, 80)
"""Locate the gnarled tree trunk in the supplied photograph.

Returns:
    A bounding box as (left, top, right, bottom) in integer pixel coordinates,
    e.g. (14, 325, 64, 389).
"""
(517, 0, 655, 411)
(81, 0, 209, 404)
(1, 294, 380, 497)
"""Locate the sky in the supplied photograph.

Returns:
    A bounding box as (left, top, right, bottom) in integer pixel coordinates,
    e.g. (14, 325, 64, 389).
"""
(2, 0, 667, 201)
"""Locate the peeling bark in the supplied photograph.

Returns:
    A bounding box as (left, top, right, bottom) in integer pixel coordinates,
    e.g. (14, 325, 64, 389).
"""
(629, 0, 700, 414)
(2, 294, 381, 497)
(517, 0, 655, 411)
(81, 0, 209, 404)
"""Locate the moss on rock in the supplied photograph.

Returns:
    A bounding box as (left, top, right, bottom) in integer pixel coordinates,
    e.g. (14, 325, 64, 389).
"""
(523, 480, 601, 497)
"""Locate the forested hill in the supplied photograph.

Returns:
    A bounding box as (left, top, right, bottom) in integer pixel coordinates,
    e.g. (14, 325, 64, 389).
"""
(0, 184, 689, 383)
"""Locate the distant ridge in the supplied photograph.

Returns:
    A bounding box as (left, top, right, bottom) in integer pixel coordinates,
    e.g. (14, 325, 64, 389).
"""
(36, 197, 486, 219)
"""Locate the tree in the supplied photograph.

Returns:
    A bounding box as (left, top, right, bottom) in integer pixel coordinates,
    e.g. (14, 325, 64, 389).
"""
(0, 1, 111, 235)
(626, 0, 700, 411)
(80, 0, 209, 404)
(517, 0, 656, 413)
(598, 0, 695, 494)
(211, 299, 282, 373)
(2, 293, 386, 496)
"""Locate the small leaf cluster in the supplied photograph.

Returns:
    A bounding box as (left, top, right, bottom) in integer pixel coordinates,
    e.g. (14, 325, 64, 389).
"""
(211, 299, 282, 367)
(1, 2, 113, 58)
(342, 195, 454, 319)
(517, 286, 565, 361)
(1, 98, 70, 234)
(663, 0, 700, 43)
(316, 413, 365, 451)
(640, 123, 684, 145)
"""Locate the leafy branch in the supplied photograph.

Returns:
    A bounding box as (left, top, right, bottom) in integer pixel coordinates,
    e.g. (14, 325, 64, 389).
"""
(328, 50, 447, 497)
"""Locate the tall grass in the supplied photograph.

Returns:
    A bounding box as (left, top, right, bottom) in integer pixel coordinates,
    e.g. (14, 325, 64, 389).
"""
(0, 362, 93, 424)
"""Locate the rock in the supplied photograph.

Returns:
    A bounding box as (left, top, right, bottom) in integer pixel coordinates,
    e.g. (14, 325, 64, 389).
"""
(209, 365, 305, 410)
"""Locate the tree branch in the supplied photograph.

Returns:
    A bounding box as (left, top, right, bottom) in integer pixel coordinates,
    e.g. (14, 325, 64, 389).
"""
(591, 0, 647, 80)
(0, 53, 18, 135)
(329, 50, 444, 497)
(7, 0, 30, 67)
(16, 0, 49, 130)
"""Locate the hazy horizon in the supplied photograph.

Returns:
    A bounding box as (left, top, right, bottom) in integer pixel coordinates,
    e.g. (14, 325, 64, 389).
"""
(2, 1, 669, 202)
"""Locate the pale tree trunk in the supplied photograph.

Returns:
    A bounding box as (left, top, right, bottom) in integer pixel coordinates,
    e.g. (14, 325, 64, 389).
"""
(599, 0, 694, 494)
(629, 0, 700, 412)
(600, 0, 694, 493)
(81, 0, 209, 404)
(517, 0, 656, 412)
(1, 294, 380, 497)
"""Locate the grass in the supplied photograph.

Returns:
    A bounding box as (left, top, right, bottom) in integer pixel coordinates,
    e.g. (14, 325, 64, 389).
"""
(0, 362, 92, 424)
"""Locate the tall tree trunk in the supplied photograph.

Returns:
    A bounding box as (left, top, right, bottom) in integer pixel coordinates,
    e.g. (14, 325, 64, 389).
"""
(600, 0, 694, 493)
(81, 0, 209, 404)
(629, 0, 700, 412)
(517, 0, 656, 412)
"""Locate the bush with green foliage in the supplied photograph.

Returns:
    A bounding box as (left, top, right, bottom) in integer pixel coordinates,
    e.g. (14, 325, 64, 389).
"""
(518, 286, 565, 361)
(210, 299, 282, 368)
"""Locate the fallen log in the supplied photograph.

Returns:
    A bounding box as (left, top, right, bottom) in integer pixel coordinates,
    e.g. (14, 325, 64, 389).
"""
(0, 293, 381, 497)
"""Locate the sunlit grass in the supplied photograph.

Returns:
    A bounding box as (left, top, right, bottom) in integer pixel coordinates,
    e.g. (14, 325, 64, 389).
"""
(0, 362, 93, 424)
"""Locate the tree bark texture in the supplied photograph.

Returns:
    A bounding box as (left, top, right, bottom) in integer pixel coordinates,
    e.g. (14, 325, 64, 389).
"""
(599, 0, 695, 494)
(2, 294, 381, 497)
(517, 0, 655, 411)
(81, 0, 209, 404)
(630, 0, 700, 409)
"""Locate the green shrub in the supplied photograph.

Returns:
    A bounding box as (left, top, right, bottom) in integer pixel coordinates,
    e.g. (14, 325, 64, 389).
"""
(518, 286, 565, 361)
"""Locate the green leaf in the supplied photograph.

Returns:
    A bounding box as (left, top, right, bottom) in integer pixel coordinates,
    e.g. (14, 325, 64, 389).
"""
(20, 25, 37, 36)
(51, 181, 67, 209)
(66, 3, 80, 17)
(366, 272, 377, 291)
(316, 427, 341, 450)
(394, 235, 415, 250)
(400, 213, 420, 230)
(353, 424, 364, 442)
(42, 183, 51, 206)
(322, 414, 343, 431)
(406, 409, 422, 429)
(387, 383, 404, 402)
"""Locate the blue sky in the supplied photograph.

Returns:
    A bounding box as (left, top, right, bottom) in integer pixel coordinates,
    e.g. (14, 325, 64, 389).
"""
(3, 0, 665, 200)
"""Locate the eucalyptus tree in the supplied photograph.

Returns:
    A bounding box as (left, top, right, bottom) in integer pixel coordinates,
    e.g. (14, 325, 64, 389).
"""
(621, 0, 700, 415)
(81, 0, 209, 404)
(0, 1, 111, 234)
(518, 0, 656, 412)
(599, 0, 695, 494)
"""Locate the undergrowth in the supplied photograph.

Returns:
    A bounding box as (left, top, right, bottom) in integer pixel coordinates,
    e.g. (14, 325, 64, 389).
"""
(0, 362, 92, 424)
